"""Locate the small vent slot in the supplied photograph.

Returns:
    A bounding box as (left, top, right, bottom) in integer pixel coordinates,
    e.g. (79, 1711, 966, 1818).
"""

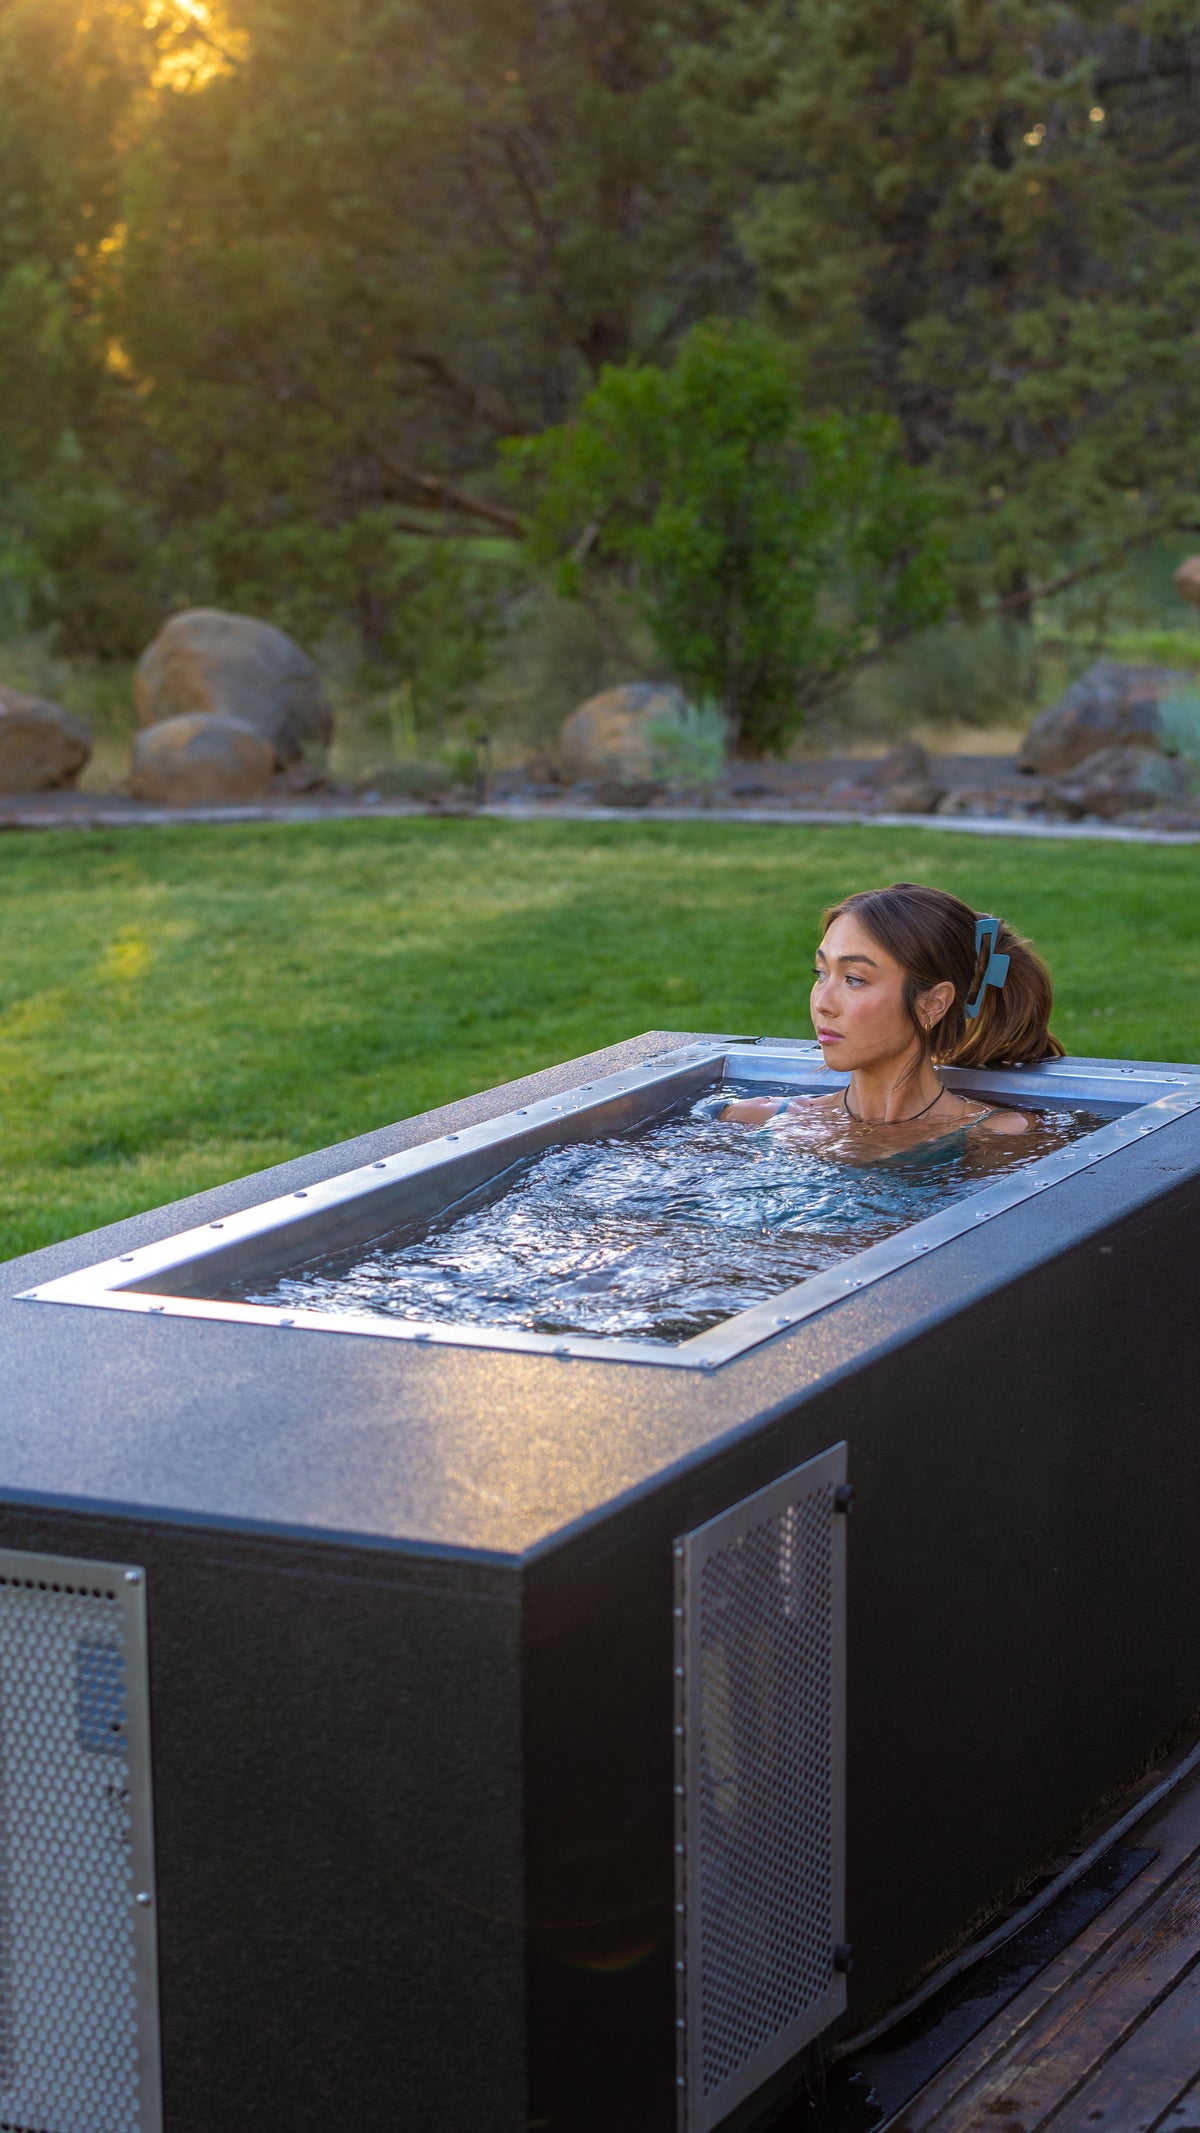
(0, 1552, 161, 2133)
(676, 1445, 847, 2132)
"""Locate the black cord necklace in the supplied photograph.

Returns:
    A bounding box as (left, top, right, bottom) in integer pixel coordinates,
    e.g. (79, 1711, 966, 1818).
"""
(842, 1081, 949, 1126)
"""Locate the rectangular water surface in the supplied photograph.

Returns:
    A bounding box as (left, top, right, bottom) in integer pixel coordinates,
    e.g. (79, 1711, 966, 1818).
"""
(22, 1042, 1200, 1369)
(235, 1089, 1109, 1345)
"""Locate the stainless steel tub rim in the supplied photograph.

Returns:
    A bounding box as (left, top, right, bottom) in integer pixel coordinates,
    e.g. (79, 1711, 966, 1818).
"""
(20, 1041, 1200, 1371)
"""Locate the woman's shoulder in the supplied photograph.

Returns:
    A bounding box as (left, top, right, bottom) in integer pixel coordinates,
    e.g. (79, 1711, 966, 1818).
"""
(973, 1106, 1029, 1136)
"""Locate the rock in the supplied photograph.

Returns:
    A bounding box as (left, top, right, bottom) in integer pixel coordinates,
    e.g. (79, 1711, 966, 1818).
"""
(593, 777, 666, 808)
(1051, 744, 1194, 820)
(0, 688, 92, 791)
(1173, 557, 1200, 609)
(129, 713, 276, 805)
(936, 783, 1055, 820)
(864, 741, 946, 814)
(1019, 661, 1191, 775)
(135, 609, 332, 768)
(560, 683, 683, 785)
(273, 759, 328, 795)
(826, 778, 878, 810)
(524, 751, 563, 788)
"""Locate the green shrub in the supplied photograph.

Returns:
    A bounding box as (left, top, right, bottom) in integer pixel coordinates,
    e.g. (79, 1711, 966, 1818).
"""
(646, 699, 730, 794)
(881, 616, 1035, 728)
(1102, 629, 1200, 671)
(509, 321, 949, 757)
(1157, 689, 1200, 768)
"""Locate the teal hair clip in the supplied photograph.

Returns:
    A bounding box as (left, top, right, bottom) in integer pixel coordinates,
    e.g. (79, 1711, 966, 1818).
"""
(964, 916, 1010, 1020)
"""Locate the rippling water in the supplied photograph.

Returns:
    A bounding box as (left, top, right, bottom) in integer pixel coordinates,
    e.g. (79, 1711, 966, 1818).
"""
(241, 1092, 1106, 1345)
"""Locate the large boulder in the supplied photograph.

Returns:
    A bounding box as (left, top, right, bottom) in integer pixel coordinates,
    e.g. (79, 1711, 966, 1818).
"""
(560, 682, 683, 785)
(1051, 744, 1194, 820)
(129, 713, 276, 806)
(0, 687, 91, 792)
(1019, 661, 1191, 775)
(135, 610, 332, 768)
(1174, 556, 1200, 608)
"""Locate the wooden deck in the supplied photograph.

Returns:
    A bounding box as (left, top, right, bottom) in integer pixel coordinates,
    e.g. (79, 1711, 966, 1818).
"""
(891, 1762, 1200, 2133)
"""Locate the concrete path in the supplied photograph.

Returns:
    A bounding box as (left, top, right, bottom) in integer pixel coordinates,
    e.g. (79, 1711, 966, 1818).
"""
(0, 792, 1197, 845)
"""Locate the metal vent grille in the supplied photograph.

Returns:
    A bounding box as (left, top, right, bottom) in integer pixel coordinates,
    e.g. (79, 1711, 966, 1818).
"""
(675, 1446, 847, 2133)
(0, 1550, 161, 2133)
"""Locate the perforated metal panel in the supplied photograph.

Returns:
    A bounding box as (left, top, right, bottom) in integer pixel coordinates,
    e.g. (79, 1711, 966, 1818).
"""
(0, 1549, 161, 2133)
(675, 1446, 847, 2133)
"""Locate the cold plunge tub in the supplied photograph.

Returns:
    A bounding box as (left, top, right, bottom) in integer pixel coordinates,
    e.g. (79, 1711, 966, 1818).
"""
(3, 1033, 1200, 2133)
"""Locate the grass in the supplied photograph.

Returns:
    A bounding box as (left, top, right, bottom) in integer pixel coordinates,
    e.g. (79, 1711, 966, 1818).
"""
(1, 818, 1198, 1264)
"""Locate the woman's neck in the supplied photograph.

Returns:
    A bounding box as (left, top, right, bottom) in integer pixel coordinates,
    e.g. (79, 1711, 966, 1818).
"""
(844, 1056, 944, 1124)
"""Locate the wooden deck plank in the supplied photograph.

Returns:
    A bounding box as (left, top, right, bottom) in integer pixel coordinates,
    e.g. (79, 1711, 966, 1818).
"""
(1047, 1963, 1200, 2133)
(898, 1875, 1200, 2128)
(893, 1765, 1200, 2132)
(1147, 2066, 1200, 2131)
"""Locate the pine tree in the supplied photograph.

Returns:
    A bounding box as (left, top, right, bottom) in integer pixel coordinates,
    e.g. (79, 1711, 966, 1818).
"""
(688, 0, 1200, 609)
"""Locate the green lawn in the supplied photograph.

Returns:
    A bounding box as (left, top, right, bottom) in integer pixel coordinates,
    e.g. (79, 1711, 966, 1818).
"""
(0, 817, 1196, 1263)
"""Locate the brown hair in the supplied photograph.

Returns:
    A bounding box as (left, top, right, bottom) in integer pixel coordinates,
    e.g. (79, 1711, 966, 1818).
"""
(820, 882, 1065, 1073)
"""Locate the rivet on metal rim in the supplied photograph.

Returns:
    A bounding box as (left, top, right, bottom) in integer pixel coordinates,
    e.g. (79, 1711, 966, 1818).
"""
(135, 1891, 153, 1907)
(124, 1569, 142, 1584)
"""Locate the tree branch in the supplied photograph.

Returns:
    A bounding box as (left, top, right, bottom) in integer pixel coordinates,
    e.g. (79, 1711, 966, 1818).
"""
(993, 520, 1200, 612)
(376, 456, 525, 536)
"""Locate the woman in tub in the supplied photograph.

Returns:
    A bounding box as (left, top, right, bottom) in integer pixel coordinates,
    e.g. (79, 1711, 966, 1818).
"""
(721, 882, 1064, 1154)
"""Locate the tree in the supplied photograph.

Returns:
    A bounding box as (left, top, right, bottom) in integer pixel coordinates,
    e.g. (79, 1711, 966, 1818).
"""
(685, 1, 1200, 615)
(100, 0, 745, 651)
(0, 0, 167, 648)
(512, 321, 948, 754)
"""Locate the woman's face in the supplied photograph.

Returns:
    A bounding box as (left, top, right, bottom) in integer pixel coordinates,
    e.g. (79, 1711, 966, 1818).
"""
(811, 912, 951, 1071)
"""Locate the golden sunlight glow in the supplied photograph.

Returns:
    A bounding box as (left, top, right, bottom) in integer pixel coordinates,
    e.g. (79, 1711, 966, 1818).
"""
(142, 0, 247, 91)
